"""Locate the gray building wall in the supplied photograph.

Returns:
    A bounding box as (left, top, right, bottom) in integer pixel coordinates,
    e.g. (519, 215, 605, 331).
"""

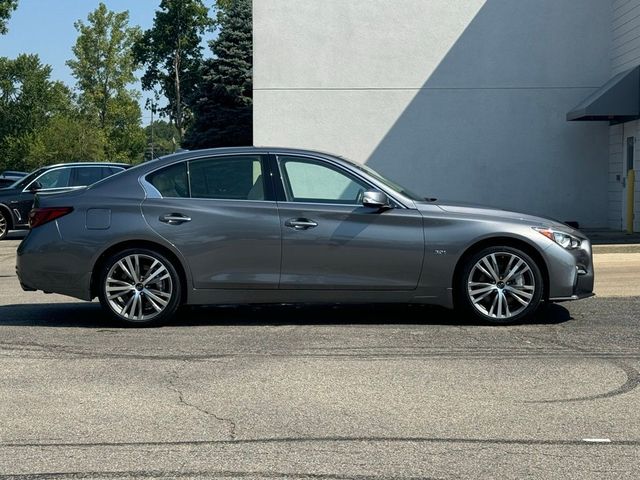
(609, 0, 640, 231)
(254, 0, 612, 227)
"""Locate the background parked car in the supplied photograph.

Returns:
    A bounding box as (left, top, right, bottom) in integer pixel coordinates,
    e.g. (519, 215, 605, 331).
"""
(0, 171, 27, 188)
(0, 162, 129, 240)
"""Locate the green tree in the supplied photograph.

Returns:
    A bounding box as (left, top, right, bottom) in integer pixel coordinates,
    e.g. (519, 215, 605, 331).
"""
(67, 3, 144, 163)
(0, 0, 17, 34)
(144, 120, 179, 160)
(184, 0, 252, 148)
(21, 114, 108, 169)
(0, 54, 73, 170)
(133, 0, 212, 143)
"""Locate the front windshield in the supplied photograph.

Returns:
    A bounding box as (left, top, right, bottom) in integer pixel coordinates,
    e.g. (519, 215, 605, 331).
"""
(344, 159, 425, 202)
(9, 167, 45, 190)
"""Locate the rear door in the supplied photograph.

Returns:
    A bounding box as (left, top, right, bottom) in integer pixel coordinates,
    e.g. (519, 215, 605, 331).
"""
(274, 155, 424, 290)
(141, 154, 282, 289)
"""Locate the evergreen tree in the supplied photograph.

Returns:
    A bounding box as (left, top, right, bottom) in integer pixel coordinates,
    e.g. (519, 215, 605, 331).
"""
(184, 0, 252, 148)
(0, 0, 17, 34)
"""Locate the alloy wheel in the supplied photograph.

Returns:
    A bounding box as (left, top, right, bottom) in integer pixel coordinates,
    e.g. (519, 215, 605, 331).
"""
(0, 211, 7, 240)
(104, 253, 173, 322)
(467, 251, 536, 320)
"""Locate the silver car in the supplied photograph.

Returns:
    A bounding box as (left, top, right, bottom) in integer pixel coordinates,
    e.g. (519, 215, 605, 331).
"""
(16, 147, 593, 326)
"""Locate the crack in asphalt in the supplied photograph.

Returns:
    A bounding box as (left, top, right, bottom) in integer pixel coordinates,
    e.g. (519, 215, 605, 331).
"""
(515, 332, 640, 403)
(1, 340, 640, 362)
(0, 471, 442, 480)
(1, 435, 638, 449)
(166, 362, 237, 441)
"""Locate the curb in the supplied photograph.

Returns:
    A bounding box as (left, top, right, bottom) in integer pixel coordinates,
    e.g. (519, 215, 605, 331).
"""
(593, 244, 640, 254)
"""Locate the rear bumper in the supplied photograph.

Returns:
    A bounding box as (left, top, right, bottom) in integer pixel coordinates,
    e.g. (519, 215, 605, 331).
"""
(16, 223, 93, 301)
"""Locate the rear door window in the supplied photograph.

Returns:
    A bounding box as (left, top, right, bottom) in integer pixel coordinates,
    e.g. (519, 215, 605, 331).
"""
(189, 156, 265, 200)
(70, 166, 112, 187)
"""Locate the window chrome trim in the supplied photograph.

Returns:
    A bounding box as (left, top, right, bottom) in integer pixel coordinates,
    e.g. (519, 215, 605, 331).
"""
(141, 153, 270, 202)
(22, 165, 121, 193)
(138, 151, 415, 208)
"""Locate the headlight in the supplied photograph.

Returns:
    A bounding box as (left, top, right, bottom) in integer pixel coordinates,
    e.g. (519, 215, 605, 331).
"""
(533, 227, 581, 249)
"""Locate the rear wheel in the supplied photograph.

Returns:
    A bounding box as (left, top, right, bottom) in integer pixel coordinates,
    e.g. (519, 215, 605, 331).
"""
(457, 246, 543, 325)
(98, 248, 182, 326)
(0, 209, 9, 240)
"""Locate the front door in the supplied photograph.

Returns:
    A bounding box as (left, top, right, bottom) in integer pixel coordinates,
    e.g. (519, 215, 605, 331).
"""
(275, 155, 424, 290)
(141, 155, 281, 289)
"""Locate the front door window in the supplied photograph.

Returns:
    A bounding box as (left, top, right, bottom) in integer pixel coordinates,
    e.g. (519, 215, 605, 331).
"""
(279, 157, 368, 204)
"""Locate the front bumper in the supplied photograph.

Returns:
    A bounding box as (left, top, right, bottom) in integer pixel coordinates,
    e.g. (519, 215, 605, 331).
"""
(547, 236, 594, 302)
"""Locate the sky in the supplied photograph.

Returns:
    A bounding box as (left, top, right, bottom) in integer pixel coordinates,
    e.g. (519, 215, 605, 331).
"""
(0, 0, 215, 124)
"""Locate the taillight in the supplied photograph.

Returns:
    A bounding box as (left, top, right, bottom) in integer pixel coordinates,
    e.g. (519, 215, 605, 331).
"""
(28, 207, 74, 229)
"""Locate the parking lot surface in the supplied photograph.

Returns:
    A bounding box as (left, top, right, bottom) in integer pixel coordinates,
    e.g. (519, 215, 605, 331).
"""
(0, 236, 639, 479)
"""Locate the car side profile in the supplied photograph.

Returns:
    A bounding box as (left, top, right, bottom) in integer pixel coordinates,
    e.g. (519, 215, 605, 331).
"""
(0, 162, 129, 240)
(16, 147, 594, 326)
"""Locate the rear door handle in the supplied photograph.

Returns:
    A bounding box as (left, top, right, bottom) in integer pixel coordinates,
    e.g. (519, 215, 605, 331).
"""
(285, 218, 318, 230)
(159, 213, 192, 225)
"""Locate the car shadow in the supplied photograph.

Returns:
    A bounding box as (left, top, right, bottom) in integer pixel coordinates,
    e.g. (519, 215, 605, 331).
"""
(0, 301, 572, 328)
(4, 231, 27, 240)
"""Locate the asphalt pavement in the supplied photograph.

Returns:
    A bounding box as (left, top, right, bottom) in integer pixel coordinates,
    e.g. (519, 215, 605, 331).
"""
(0, 234, 639, 479)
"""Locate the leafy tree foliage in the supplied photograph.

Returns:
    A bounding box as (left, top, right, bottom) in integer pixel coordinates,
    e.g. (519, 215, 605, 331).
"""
(20, 115, 108, 168)
(184, 0, 252, 148)
(144, 120, 179, 161)
(134, 0, 212, 143)
(0, 0, 17, 34)
(67, 3, 144, 163)
(0, 54, 74, 171)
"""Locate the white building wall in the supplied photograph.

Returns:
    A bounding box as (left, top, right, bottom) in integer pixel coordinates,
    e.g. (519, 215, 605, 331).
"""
(609, 0, 640, 231)
(612, 0, 640, 74)
(254, 0, 612, 227)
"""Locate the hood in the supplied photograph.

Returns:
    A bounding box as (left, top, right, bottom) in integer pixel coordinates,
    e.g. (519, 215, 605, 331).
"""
(0, 186, 20, 198)
(417, 199, 581, 233)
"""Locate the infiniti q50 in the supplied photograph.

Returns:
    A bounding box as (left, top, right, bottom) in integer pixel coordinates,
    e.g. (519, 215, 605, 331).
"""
(16, 147, 593, 326)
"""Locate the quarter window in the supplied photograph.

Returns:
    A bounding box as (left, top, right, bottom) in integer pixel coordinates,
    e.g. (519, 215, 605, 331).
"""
(189, 156, 265, 200)
(147, 162, 189, 198)
(279, 157, 368, 204)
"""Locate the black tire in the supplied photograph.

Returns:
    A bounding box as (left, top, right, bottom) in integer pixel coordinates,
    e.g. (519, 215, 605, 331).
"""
(456, 246, 544, 325)
(97, 248, 182, 327)
(0, 209, 9, 241)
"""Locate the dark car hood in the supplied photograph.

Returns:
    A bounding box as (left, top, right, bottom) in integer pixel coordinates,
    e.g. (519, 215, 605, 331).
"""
(0, 187, 20, 199)
(417, 200, 578, 232)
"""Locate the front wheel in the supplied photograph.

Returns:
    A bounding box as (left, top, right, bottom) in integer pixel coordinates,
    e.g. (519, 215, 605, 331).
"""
(457, 246, 544, 325)
(97, 248, 182, 326)
(0, 209, 9, 240)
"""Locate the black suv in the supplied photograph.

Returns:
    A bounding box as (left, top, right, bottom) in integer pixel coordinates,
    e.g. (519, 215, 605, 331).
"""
(0, 162, 129, 240)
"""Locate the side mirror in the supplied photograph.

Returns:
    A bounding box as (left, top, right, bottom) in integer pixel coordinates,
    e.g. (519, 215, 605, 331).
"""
(28, 181, 42, 192)
(362, 190, 390, 209)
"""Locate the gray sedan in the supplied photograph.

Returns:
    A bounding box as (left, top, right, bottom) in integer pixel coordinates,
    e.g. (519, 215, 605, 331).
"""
(16, 147, 593, 326)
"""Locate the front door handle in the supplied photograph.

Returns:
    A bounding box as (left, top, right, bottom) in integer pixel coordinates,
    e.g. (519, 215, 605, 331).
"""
(285, 218, 318, 230)
(159, 213, 192, 225)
